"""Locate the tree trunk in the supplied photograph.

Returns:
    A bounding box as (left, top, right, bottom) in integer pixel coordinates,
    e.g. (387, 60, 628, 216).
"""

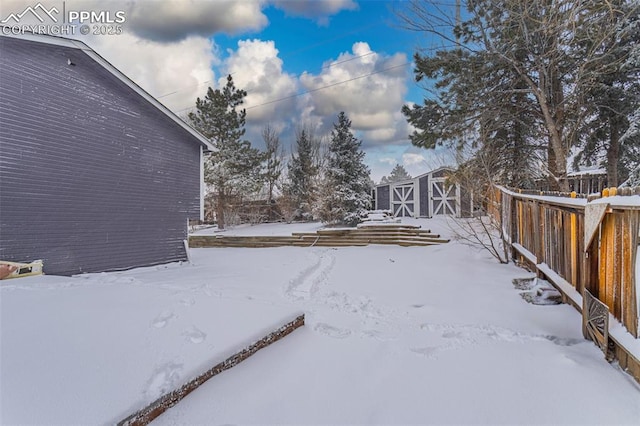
(607, 116, 620, 187)
(538, 93, 568, 192)
(216, 188, 225, 230)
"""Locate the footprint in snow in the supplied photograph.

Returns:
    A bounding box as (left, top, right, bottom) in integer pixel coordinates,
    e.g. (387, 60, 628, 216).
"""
(144, 362, 183, 400)
(152, 311, 174, 328)
(314, 323, 351, 339)
(542, 335, 585, 346)
(410, 346, 440, 358)
(183, 326, 207, 344)
(361, 329, 396, 341)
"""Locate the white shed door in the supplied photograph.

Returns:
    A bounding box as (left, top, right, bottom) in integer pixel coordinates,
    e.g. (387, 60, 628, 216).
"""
(392, 184, 415, 217)
(431, 179, 458, 215)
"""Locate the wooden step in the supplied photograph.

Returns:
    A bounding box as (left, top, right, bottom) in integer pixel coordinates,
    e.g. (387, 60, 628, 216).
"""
(189, 225, 450, 248)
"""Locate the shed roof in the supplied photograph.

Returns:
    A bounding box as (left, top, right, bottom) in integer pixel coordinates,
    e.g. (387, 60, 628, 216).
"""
(0, 30, 214, 152)
(375, 166, 455, 188)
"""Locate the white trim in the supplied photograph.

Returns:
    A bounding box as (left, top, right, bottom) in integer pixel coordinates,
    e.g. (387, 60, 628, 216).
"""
(200, 146, 205, 221)
(497, 186, 587, 209)
(0, 30, 214, 152)
(183, 239, 192, 264)
(413, 166, 454, 181)
(413, 177, 420, 218)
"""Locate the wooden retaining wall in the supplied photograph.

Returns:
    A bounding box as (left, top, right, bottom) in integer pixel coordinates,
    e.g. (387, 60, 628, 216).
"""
(118, 314, 305, 426)
(493, 186, 640, 383)
(189, 225, 449, 248)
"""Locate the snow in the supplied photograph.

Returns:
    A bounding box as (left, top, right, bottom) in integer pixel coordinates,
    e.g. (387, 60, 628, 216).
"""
(537, 263, 584, 307)
(568, 167, 607, 176)
(500, 186, 589, 208)
(2, 217, 640, 425)
(590, 194, 640, 208)
(0, 261, 305, 424)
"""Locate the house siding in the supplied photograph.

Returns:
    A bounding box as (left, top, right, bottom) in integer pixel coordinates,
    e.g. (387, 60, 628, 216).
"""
(0, 37, 201, 275)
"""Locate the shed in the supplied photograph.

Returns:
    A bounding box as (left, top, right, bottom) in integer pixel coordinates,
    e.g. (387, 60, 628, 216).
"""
(0, 32, 213, 276)
(374, 167, 471, 218)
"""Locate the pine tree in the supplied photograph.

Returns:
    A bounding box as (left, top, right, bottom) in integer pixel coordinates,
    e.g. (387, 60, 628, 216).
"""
(380, 164, 412, 184)
(189, 75, 265, 229)
(400, 0, 640, 191)
(284, 129, 318, 220)
(402, 47, 541, 189)
(317, 112, 372, 226)
(573, 1, 640, 186)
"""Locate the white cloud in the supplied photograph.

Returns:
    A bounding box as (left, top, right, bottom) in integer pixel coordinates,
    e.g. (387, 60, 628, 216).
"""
(272, 0, 357, 22)
(223, 39, 298, 124)
(299, 42, 410, 148)
(88, 33, 218, 113)
(402, 153, 426, 166)
(219, 39, 299, 149)
(379, 157, 397, 166)
(126, 0, 268, 42)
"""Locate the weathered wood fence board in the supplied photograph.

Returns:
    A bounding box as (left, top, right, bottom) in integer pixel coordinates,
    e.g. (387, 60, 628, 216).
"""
(494, 186, 639, 339)
(583, 289, 613, 360)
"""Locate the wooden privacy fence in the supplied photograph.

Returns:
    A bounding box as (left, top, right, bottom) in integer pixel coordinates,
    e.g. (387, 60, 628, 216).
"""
(492, 186, 640, 339)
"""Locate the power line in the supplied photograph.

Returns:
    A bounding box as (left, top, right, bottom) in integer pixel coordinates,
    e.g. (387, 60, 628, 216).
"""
(157, 81, 210, 99)
(160, 51, 377, 103)
(175, 62, 409, 114)
(174, 55, 406, 114)
(244, 62, 410, 110)
(155, 20, 386, 102)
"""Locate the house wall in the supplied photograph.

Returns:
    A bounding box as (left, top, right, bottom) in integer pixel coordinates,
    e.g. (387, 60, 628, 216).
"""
(0, 37, 201, 275)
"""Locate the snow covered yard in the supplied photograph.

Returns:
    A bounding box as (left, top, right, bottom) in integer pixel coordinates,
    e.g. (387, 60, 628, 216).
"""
(2, 218, 640, 424)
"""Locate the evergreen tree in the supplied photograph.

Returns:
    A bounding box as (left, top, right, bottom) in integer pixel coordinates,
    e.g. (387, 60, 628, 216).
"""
(284, 129, 318, 220)
(574, 1, 640, 186)
(317, 112, 372, 225)
(402, 47, 541, 189)
(189, 75, 265, 229)
(400, 0, 640, 191)
(380, 164, 412, 184)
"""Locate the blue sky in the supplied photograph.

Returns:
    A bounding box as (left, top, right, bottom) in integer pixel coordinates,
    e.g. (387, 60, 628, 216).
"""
(2, 0, 457, 181)
(243, 1, 423, 100)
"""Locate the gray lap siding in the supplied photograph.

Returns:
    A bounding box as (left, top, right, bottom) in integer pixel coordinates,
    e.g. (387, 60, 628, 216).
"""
(376, 185, 390, 210)
(419, 175, 429, 217)
(0, 37, 201, 275)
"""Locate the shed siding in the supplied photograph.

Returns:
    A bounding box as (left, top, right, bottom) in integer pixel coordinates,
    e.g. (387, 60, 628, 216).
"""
(0, 37, 201, 275)
(432, 168, 448, 179)
(460, 186, 472, 217)
(376, 185, 390, 210)
(419, 175, 429, 217)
